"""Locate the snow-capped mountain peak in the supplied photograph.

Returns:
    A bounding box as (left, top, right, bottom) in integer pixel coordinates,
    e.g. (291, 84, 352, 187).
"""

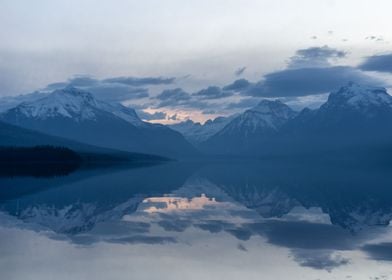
(169, 116, 235, 144)
(218, 99, 297, 136)
(6, 86, 145, 126)
(14, 87, 100, 121)
(251, 99, 297, 119)
(324, 82, 392, 110)
(0, 86, 198, 157)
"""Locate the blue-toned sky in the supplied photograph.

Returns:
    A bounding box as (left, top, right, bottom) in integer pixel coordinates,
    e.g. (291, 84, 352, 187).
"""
(1, 0, 392, 122)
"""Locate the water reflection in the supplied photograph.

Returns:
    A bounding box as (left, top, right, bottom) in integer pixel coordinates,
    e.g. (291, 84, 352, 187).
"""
(1, 160, 392, 279)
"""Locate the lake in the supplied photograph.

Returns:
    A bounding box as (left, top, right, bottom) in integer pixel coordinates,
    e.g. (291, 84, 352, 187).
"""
(1, 159, 392, 279)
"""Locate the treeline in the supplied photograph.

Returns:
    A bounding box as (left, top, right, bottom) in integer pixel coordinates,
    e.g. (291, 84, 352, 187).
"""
(0, 145, 168, 178)
(0, 146, 82, 164)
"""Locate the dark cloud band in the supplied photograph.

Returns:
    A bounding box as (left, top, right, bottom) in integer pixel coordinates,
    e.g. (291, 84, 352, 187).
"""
(245, 66, 382, 97)
(359, 54, 392, 73)
(103, 76, 175, 86)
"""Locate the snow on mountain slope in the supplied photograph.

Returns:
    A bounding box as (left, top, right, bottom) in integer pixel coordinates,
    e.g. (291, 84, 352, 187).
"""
(169, 115, 235, 144)
(289, 83, 392, 129)
(0, 87, 198, 158)
(14, 87, 99, 120)
(216, 99, 297, 137)
(98, 101, 145, 126)
(199, 100, 297, 155)
(321, 82, 392, 113)
(171, 99, 296, 145)
(267, 83, 392, 156)
(8, 86, 144, 126)
(17, 196, 144, 234)
(0, 91, 50, 113)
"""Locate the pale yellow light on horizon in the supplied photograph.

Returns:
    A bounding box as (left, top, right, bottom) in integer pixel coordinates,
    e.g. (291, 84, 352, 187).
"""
(141, 108, 222, 125)
(141, 194, 219, 213)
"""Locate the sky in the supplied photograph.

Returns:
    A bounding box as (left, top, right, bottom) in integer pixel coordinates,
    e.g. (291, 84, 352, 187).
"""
(1, 0, 392, 123)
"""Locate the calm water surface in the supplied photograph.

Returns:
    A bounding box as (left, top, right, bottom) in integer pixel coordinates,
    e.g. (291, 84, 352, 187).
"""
(1, 160, 392, 280)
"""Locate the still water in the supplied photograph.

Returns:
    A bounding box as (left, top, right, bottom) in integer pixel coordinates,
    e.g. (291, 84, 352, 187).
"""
(1, 160, 392, 279)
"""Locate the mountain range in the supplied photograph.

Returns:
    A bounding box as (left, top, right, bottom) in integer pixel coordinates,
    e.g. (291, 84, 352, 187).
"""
(0, 82, 391, 159)
(2, 160, 392, 235)
(200, 83, 392, 156)
(0, 86, 197, 158)
(169, 115, 236, 144)
(200, 99, 297, 154)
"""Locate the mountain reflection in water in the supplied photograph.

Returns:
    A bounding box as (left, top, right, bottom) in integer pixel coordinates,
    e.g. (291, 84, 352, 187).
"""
(1, 159, 392, 280)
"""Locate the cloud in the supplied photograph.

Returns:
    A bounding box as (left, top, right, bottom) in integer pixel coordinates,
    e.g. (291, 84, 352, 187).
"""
(223, 79, 251, 91)
(154, 87, 212, 110)
(202, 109, 217, 114)
(288, 46, 346, 69)
(361, 242, 392, 261)
(359, 53, 392, 73)
(11, 46, 386, 116)
(225, 228, 252, 241)
(225, 97, 260, 110)
(235, 67, 247, 76)
(152, 86, 233, 111)
(106, 235, 177, 245)
(247, 220, 355, 250)
(66, 76, 100, 87)
(155, 88, 191, 107)
(193, 86, 233, 100)
(46, 75, 175, 91)
(137, 110, 167, 121)
(45, 76, 99, 90)
(87, 85, 149, 102)
(237, 243, 248, 251)
(43, 76, 215, 112)
(194, 220, 233, 233)
(168, 114, 178, 120)
(245, 66, 382, 97)
(156, 88, 191, 101)
(293, 249, 349, 271)
(45, 82, 72, 90)
(103, 76, 175, 86)
(365, 35, 384, 42)
(43, 75, 154, 103)
(231, 46, 382, 98)
(157, 219, 192, 232)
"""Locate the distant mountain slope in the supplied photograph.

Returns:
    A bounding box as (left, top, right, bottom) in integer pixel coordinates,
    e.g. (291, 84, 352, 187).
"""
(1, 87, 198, 158)
(276, 83, 392, 156)
(0, 91, 49, 112)
(169, 115, 235, 145)
(0, 120, 96, 151)
(200, 100, 297, 155)
(217, 100, 297, 135)
(200, 83, 392, 157)
(0, 120, 168, 164)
